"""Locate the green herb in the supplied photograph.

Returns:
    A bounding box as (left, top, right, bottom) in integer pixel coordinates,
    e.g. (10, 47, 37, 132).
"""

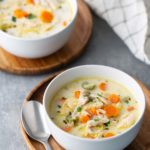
(1, 29, 6, 32)
(65, 113, 73, 123)
(27, 13, 36, 19)
(73, 118, 78, 126)
(105, 127, 109, 130)
(12, 16, 16, 22)
(82, 81, 96, 90)
(97, 93, 103, 97)
(57, 105, 61, 108)
(63, 120, 67, 124)
(0, 24, 15, 32)
(94, 118, 99, 122)
(0, 0, 3, 2)
(104, 121, 110, 127)
(77, 106, 82, 112)
(97, 93, 107, 99)
(123, 96, 131, 104)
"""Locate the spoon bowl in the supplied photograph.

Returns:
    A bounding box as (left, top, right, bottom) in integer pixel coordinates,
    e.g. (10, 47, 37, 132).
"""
(21, 101, 51, 150)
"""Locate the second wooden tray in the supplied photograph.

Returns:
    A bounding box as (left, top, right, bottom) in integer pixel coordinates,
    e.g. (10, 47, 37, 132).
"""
(20, 72, 150, 150)
(0, 0, 93, 75)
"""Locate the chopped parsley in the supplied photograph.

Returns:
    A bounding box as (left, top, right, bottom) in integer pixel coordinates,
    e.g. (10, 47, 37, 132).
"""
(77, 106, 82, 112)
(57, 105, 61, 108)
(63, 120, 67, 124)
(123, 96, 131, 104)
(27, 13, 36, 19)
(97, 93, 103, 97)
(104, 121, 110, 127)
(12, 16, 16, 22)
(94, 118, 99, 122)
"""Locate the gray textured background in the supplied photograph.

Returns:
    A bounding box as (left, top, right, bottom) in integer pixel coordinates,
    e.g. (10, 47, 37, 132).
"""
(0, 14, 150, 150)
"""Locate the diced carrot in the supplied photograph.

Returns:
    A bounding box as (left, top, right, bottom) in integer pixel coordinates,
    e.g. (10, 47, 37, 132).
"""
(103, 105, 119, 118)
(85, 134, 95, 139)
(80, 115, 90, 123)
(86, 107, 97, 116)
(14, 9, 28, 18)
(127, 106, 135, 111)
(63, 126, 72, 132)
(108, 94, 120, 103)
(99, 82, 107, 91)
(103, 132, 115, 138)
(26, 0, 34, 4)
(62, 21, 67, 27)
(75, 91, 80, 99)
(40, 10, 53, 23)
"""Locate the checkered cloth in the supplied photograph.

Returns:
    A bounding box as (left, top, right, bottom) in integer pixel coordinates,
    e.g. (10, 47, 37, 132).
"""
(85, 0, 150, 65)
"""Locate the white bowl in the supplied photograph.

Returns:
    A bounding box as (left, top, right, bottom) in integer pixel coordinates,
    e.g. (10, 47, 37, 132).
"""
(0, 0, 77, 59)
(43, 65, 145, 150)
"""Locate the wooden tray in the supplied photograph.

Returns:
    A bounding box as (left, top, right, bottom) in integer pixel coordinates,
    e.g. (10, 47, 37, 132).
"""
(0, 0, 92, 75)
(20, 72, 150, 150)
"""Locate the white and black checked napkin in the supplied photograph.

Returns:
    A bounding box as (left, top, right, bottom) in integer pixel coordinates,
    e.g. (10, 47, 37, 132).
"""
(85, 0, 150, 65)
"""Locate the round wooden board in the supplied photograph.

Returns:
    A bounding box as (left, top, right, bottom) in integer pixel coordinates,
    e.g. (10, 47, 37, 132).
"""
(20, 72, 150, 150)
(0, 0, 92, 75)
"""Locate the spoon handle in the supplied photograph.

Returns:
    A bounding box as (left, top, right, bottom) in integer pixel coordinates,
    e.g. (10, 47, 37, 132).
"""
(43, 141, 52, 150)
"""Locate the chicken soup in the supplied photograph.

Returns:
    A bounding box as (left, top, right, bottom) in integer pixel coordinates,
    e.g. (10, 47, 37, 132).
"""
(0, 0, 73, 37)
(49, 77, 139, 139)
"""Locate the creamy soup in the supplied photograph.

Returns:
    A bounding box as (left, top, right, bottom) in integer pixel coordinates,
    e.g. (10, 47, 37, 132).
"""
(0, 0, 73, 38)
(49, 77, 139, 139)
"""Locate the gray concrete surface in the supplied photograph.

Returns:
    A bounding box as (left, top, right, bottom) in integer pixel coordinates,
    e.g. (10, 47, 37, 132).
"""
(0, 14, 150, 150)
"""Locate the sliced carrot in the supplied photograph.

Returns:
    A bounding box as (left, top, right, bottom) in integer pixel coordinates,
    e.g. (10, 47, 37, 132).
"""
(108, 94, 120, 103)
(40, 10, 53, 23)
(103, 132, 115, 138)
(85, 134, 95, 139)
(63, 126, 72, 132)
(14, 9, 28, 18)
(74, 91, 80, 99)
(103, 105, 119, 118)
(62, 21, 67, 27)
(86, 107, 97, 116)
(80, 115, 90, 123)
(127, 106, 135, 111)
(99, 82, 107, 91)
(26, 0, 34, 4)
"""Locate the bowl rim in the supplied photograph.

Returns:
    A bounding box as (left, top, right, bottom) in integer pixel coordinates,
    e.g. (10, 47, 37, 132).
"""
(0, 0, 78, 41)
(43, 65, 146, 142)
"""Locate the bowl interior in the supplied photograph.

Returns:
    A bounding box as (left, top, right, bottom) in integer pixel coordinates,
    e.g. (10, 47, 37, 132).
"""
(43, 65, 145, 139)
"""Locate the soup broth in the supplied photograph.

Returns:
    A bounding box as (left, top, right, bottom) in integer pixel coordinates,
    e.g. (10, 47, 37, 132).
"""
(0, 0, 73, 38)
(49, 77, 139, 139)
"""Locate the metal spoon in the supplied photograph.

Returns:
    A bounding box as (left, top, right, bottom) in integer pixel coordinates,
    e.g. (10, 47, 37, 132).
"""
(21, 101, 51, 150)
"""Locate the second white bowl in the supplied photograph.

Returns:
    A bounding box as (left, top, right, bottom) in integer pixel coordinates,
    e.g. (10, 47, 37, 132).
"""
(43, 65, 145, 150)
(0, 0, 78, 59)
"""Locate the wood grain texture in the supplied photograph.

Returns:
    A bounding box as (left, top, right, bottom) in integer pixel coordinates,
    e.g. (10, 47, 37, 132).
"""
(20, 73, 150, 150)
(0, 0, 93, 75)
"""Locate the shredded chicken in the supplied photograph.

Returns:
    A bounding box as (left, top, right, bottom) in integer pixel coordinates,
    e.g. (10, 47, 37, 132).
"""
(78, 90, 90, 106)
(87, 115, 109, 133)
(99, 97, 109, 105)
(97, 109, 106, 114)
(117, 113, 136, 129)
